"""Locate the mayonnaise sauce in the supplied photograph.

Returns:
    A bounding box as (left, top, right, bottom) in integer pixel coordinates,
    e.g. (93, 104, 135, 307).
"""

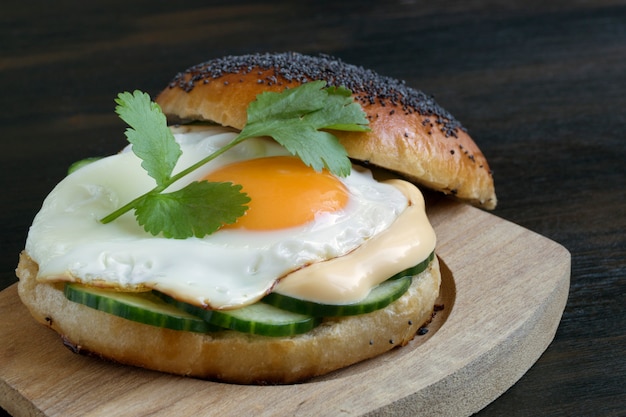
(274, 179, 436, 304)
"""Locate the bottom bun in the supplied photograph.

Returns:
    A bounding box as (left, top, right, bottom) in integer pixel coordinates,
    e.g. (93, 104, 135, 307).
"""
(16, 252, 440, 384)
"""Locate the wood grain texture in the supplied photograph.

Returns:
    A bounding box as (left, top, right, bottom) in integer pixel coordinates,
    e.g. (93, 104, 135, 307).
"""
(0, 199, 569, 417)
(1, 1, 624, 416)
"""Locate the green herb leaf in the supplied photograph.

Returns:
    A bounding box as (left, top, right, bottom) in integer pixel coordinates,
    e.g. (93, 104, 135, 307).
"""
(312, 85, 371, 131)
(238, 80, 370, 177)
(115, 90, 182, 187)
(134, 182, 250, 239)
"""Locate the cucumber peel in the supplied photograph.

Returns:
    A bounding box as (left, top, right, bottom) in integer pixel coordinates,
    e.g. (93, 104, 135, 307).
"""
(63, 252, 434, 337)
(156, 292, 321, 337)
(64, 283, 217, 333)
(263, 275, 412, 317)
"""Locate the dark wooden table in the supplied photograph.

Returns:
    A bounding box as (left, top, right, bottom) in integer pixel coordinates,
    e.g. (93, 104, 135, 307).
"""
(1, 1, 624, 416)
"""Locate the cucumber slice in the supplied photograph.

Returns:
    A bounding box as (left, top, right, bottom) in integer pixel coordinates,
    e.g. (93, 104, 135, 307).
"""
(263, 275, 412, 317)
(263, 252, 434, 317)
(64, 283, 217, 333)
(63, 252, 434, 336)
(156, 292, 321, 337)
(67, 157, 102, 175)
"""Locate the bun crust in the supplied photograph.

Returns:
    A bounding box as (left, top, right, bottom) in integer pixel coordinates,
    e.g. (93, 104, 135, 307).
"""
(156, 52, 496, 209)
(16, 252, 441, 384)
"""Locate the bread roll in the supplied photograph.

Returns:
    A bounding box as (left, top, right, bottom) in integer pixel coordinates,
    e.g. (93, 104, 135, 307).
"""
(157, 52, 496, 209)
(16, 252, 440, 384)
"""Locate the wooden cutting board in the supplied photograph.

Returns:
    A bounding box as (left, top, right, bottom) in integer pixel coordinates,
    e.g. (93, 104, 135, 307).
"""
(0, 197, 570, 417)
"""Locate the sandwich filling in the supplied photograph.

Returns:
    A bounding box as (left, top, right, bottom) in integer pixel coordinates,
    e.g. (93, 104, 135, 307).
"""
(25, 125, 436, 310)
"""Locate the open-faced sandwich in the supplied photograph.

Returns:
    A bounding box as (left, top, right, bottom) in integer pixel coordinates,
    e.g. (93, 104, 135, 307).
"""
(16, 52, 496, 384)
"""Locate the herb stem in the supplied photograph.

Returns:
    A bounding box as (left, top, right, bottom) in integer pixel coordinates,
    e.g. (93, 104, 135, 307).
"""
(167, 133, 248, 185)
(99, 187, 158, 224)
(99, 133, 249, 224)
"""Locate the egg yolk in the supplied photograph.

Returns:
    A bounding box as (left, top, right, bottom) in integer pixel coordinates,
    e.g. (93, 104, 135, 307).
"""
(203, 156, 350, 230)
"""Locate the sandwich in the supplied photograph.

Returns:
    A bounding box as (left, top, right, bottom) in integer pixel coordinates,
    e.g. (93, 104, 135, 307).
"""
(16, 52, 496, 384)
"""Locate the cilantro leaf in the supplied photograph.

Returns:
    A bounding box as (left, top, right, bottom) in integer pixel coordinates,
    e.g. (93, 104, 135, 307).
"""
(238, 80, 370, 177)
(245, 80, 327, 122)
(102, 82, 370, 238)
(134, 182, 250, 239)
(115, 90, 182, 187)
(311, 85, 371, 131)
(244, 120, 352, 176)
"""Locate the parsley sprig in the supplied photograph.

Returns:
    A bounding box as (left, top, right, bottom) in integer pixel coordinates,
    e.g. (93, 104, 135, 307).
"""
(100, 81, 370, 239)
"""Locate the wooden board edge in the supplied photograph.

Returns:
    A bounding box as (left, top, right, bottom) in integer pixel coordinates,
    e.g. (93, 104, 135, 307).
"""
(370, 244, 571, 416)
(1, 376, 45, 417)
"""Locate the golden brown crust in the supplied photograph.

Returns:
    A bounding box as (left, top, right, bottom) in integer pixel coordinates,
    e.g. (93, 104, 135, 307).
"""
(16, 251, 440, 384)
(156, 52, 496, 209)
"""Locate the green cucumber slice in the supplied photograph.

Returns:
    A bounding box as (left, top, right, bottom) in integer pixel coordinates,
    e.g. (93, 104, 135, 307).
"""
(156, 292, 321, 337)
(263, 252, 435, 317)
(67, 157, 103, 175)
(64, 283, 217, 333)
(263, 275, 412, 317)
(62, 252, 434, 336)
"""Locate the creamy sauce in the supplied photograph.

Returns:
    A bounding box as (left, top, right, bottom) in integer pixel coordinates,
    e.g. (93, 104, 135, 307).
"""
(274, 180, 436, 304)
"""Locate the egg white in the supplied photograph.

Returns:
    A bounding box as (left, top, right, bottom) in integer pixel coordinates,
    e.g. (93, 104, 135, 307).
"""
(25, 125, 409, 309)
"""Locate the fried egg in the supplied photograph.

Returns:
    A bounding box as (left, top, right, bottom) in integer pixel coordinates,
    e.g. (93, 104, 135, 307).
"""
(25, 125, 434, 309)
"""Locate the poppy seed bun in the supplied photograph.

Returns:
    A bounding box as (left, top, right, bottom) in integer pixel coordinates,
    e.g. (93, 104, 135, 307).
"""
(156, 52, 496, 209)
(16, 252, 440, 384)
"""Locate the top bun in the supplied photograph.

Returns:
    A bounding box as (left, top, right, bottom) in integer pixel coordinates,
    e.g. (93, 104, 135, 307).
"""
(156, 52, 496, 209)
